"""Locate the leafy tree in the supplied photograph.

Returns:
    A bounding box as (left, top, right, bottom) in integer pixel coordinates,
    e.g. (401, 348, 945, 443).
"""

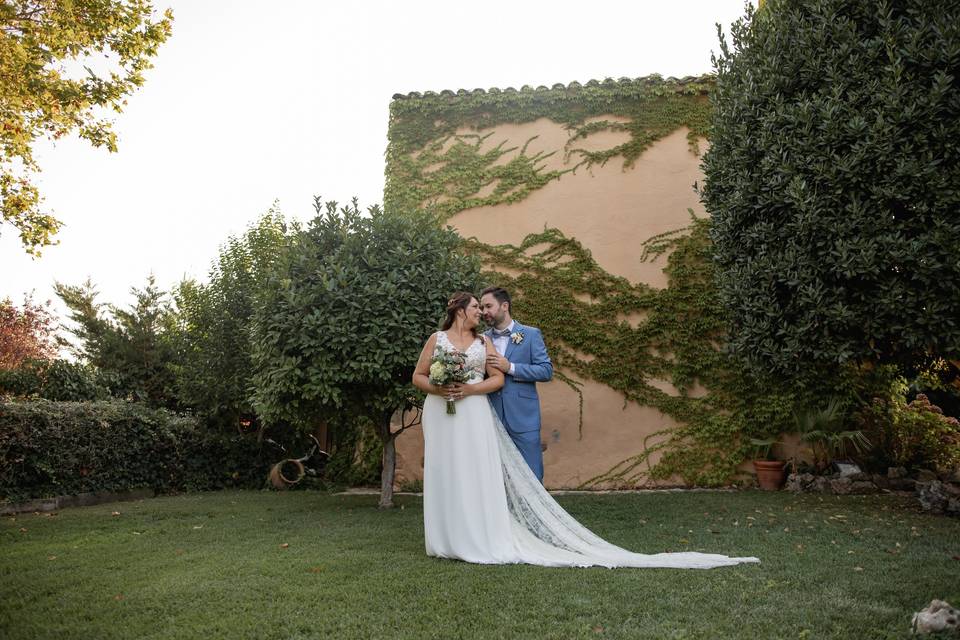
(172, 208, 292, 430)
(0, 295, 57, 369)
(702, 0, 960, 376)
(251, 198, 481, 507)
(55, 275, 178, 407)
(1, 1, 173, 254)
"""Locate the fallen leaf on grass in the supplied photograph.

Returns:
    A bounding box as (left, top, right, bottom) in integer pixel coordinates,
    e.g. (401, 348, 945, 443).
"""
(853, 567, 863, 572)
(592, 625, 604, 633)
(192, 525, 203, 530)
(19, 528, 27, 533)
(174, 549, 185, 556)
(114, 594, 124, 601)
(111, 511, 121, 517)
(307, 566, 323, 573)
(47, 555, 56, 561)
(280, 543, 289, 549)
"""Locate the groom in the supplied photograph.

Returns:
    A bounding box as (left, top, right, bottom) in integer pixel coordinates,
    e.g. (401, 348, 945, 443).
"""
(479, 286, 553, 483)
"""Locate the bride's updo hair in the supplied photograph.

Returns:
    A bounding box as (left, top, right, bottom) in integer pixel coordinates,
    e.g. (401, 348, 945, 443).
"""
(441, 291, 479, 336)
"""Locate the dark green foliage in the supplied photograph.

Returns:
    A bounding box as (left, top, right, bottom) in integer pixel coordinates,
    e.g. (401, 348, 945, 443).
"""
(702, 0, 960, 375)
(55, 276, 180, 408)
(251, 198, 481, 505)
(0, 400, 270, 503)
(0, 358, 109, 401)
(172, 209, 291, 429)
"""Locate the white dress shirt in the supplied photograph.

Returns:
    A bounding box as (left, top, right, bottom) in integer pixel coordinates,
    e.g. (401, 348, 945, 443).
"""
(491, 320, 517, 376)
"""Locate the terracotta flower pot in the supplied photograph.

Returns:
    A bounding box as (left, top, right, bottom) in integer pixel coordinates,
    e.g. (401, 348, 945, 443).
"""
(753, 460, 786, 490)
(269, 459, 305, 490)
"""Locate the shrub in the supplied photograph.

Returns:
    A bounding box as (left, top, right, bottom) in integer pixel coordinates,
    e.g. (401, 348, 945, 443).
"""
(0, 358, 111, 401)
(0, 400, 274, 503)
(859, 384, 960, 472)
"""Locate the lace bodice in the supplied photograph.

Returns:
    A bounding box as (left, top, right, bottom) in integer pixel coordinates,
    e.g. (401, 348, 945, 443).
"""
(435, 331, 485, 383)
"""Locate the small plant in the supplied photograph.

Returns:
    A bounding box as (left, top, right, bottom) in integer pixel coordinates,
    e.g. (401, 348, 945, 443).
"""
(794, 397, 871, 472)
(748, 436, 780, 462)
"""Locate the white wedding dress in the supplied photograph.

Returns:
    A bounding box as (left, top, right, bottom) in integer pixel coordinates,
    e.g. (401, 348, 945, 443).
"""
(422, 332, 760, 569)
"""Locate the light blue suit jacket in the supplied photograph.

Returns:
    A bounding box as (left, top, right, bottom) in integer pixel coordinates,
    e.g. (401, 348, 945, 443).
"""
(486, 322, 553, 480)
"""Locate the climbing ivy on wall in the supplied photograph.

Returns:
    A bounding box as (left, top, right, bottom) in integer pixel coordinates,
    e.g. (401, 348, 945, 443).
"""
(386, 76, 713, 222)
(385, 75, 815, 486)
(468, 217, 820, 487)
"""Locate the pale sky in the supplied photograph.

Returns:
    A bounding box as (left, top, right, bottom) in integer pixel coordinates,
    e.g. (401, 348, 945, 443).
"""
(1, 0, 751, 321)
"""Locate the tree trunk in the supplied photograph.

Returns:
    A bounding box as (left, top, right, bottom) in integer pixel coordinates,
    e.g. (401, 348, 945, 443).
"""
(378, 414, 396, 509)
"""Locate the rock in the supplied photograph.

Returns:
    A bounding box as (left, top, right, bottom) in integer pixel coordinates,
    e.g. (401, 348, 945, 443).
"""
(916, 469, 938, 482)
(915, 481, 960, 516)
(812, 476, 829, 493)
(848, 472, 870, 482)
(786, 473, 816, 493)
(830, 477, 853, 495)
(833, 462, 862, 477)
(888, 466, 908, 480)
(871, 474, 891, 490)
(890, 478, 917, 492)
(785, 474, 803, 493)
(911, 599, 960, 634)
(849, 481, 878, 494)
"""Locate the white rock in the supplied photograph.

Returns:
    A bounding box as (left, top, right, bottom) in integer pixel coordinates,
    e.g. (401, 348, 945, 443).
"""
(911, 599, 959, 634)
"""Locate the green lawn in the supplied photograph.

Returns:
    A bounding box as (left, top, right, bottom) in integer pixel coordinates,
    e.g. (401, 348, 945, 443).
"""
(2, 490, 958, 639)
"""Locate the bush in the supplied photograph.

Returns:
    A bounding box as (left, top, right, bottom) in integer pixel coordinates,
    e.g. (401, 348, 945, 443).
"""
(702, 0, 960, 375)
(858, 384, 960, 473)
(0, 359, 112, 401)
(0, 400, 275, 503)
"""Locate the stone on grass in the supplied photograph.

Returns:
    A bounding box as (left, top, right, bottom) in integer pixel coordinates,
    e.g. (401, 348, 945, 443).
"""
(911, 599, 959, 634)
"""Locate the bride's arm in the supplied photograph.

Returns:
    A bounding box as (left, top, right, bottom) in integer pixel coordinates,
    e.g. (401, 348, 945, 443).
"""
(462, 338, 505, 396)
(412, 333, 446, 395)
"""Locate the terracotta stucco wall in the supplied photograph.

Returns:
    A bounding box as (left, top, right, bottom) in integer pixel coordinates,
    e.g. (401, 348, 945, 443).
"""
(394, 120, 709, 490)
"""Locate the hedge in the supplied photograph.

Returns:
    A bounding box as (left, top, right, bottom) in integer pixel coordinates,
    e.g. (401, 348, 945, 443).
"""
(0, 400, 273, 503)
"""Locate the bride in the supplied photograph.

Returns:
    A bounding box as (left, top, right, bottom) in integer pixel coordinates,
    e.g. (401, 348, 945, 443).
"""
(411, 292, 759, 569)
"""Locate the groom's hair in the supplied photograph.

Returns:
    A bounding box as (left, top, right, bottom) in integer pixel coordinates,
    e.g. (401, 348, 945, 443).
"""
(480, 286, 510, 309)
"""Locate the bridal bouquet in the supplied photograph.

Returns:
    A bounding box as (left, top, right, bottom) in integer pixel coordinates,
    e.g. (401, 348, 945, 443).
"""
(428, 348, 470, 414)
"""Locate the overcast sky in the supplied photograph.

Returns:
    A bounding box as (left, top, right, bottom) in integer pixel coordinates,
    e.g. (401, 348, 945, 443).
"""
(1, 0, 751, 319)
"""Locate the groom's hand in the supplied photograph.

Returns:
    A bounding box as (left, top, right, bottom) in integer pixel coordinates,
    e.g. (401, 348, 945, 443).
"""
(486, 353, 510, 373)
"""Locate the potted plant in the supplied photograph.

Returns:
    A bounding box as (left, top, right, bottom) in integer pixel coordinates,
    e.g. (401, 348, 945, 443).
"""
(749, 436, 786, 490)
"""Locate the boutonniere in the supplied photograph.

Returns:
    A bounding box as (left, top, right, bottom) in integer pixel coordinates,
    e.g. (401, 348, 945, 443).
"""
(510, 331, 524, 345)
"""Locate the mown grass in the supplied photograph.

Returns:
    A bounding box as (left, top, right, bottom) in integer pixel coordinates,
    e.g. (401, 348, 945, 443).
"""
(2, 490, 958, 639)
